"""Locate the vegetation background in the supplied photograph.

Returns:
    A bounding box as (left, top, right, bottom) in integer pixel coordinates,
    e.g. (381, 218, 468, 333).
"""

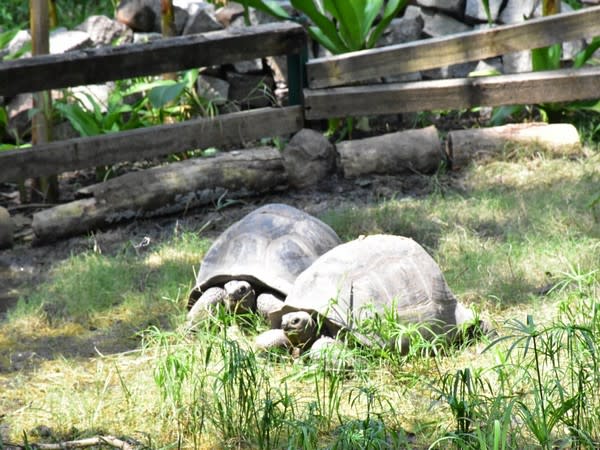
(0, 0, 599, 448)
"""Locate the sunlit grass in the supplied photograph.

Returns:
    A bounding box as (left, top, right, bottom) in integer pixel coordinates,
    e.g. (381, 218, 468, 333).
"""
(0, 150, 599, 448)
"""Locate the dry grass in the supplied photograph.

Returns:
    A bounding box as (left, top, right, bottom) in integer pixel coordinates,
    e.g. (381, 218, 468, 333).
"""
(0, 149, 599, 449)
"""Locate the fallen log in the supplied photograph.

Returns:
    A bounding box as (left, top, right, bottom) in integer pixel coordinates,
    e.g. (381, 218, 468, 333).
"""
(446, 123, 581, 170)
(32, 147, 287, 242)
(336, 125, 443, 178)
(3, 435, 134, 450)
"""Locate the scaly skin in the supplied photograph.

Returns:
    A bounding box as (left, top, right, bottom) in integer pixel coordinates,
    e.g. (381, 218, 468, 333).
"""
(281, 311, 318, 347)
(223, 280, 256, 313)
(186, 286, 227, 325)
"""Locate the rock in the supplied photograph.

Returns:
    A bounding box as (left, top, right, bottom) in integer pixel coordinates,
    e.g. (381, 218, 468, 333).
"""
(69, 83, 116, 113)
(282, 129, 336, 189)
(197, 75, 229, 105)
(377, 15, 424, 47)
(382, 71, 423, 83)
(265, 55, 288, 88)
(405, 6, 471, 37)
(226, 72, 275, 109)
(422, 61, 478, 79)
(6, 29, 31, 57)
(415, 0, 465, 17)
(0, 207, 13, 249)
(498, 0, 537, 23)
(7, 91, 63, 140)
(173, 0, 206, 10)
(465, 0, 503, 22)
(503, 50, 532, 74)
(215, 2, 245, 27)
(470, 58, 503, 76)
(116, 0, 188, 34)
(563, 39, 586, 62)
(116, 0, 158, 32)
(7, 94, 35, 140)
(76, 15, 134, 46)
(182, 6, 223, 35)
(170, 6, 190, 35)
(53, 120, 80, 141)
(233, 59, 264, 74)
(49, 29, 93, 54)
(133, 32, 162, 43)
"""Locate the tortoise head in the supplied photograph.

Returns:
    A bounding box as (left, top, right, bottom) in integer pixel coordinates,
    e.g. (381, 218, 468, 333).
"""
(224, 280, 256, 314)
(281, 311, 318, 347)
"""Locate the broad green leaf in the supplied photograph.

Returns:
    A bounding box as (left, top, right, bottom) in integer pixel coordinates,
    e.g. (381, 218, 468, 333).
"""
(55, 102, 101, 136)
(0, 143, 31, 151)
(325, 0, 364, 50)
(573, 36, 600, 68)
(0, 107, 7, 129)
(183, 68, 199, 90)
(307, 26, 346, 54)
(4, 40, 31, 61)
(124, 78, 178, 96)
(240, 0, 292, 20)
(480, 0, 492, 24)
(532, 44, 561, 71)
(148, 82, 187, 109)
(566, 99, 600, 113)
(0, 29, 19, 49)
(362, 0, 384, 41)
(489, 105, 525, 126)
(367, 0, 407, 48)
(291, 0, 346, 53)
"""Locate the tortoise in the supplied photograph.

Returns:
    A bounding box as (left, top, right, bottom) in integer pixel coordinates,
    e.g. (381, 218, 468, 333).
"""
(256, 234, 486, 355)
(186, 203, 342, 325)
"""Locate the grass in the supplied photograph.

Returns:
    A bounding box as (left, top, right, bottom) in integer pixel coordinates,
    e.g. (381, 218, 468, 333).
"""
(0, 0, 115, 29)
(0, 146, 599, 449)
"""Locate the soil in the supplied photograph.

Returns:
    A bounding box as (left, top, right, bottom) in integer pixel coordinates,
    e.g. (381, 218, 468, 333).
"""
(1, 111, 479, 313)
(0, 167, 445, 302)
(0, 111, 480, 371)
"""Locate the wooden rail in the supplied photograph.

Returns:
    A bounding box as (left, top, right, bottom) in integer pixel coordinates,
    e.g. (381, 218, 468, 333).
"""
(306, 5, 600, 88)
(0, 106, 304, 183)
(304, 66, 600, 119)
(0, 21, 306, 96)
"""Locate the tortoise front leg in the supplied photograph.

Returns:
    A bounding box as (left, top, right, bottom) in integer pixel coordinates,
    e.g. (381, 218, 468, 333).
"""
(256, 293, 283, 319)
(185, 286, 227, 326)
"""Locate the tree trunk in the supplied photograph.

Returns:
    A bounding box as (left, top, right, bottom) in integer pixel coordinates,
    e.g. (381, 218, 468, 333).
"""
(446, 123, 581, 170)
(32, 148, 288, 241)
(29, 0, 59, 203)
(161, 0, 177, 82)
(336, 126, 443, 177)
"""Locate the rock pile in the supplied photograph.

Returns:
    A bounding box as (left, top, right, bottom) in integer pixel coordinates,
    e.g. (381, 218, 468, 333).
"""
(3, 0, 596, 141)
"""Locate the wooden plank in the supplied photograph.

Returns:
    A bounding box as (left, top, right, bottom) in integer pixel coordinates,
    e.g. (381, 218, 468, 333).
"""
(303, 66, 600, 119)
(307, 6, 600, 88)
(0, 22, 306, 96)
(0, 106, 304, 183)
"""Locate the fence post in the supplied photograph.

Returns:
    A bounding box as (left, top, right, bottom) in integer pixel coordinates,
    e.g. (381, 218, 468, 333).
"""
(287, 44, 308, 107)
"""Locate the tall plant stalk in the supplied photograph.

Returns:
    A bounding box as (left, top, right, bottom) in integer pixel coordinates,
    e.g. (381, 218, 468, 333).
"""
(29, 0, 59, 202)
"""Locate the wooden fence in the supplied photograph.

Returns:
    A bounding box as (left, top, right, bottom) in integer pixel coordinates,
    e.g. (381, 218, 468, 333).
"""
(303, 5, 600, 119)
(1, 6, 600, 183)
(0, 22, 307, 182)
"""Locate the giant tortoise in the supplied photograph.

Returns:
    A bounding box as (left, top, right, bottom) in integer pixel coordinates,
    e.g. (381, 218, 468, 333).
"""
(186, 203, 342, 325)
(256, 234, 485, 355)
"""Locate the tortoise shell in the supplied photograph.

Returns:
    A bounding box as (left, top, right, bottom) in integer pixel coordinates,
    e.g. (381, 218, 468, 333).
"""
(188, 203, 342, 308)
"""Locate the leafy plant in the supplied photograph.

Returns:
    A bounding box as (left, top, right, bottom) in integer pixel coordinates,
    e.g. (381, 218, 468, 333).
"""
(241, 0, 408, 53)
(489, 1, 600, 135)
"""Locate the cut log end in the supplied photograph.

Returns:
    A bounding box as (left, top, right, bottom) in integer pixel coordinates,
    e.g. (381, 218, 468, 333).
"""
(447, 123, 582, 170)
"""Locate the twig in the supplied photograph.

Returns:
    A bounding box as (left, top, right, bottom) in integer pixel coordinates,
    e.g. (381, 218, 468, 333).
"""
(4, 435, 136, 450)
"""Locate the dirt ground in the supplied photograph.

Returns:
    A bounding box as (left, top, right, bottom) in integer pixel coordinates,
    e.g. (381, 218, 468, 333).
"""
(0, 164, 447, 312)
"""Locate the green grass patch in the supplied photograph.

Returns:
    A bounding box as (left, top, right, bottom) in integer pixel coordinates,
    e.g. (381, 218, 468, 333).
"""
(0, 150, 599, 449)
